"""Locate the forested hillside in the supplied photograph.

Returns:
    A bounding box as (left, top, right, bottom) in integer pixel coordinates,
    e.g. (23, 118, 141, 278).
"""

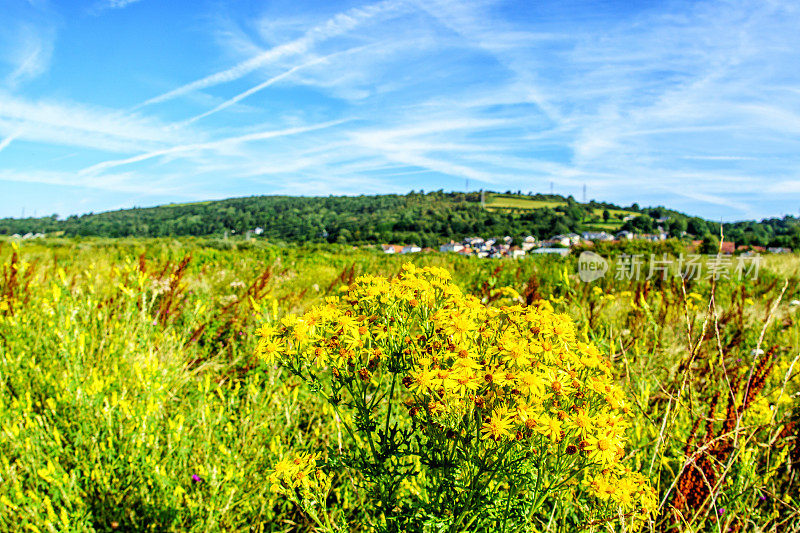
(1, 190, 798, 249)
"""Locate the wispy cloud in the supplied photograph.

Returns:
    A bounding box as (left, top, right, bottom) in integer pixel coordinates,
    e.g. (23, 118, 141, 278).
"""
(80, 119, 349, 175)
(137, 0, 409, 108)
(3, 0, 800, 220)
(1, 22, 54, 87)
(181, 45, 372, 126)
(95, 0, 143, 11)
(0, 92, 197, 153)
(0, 131, 21, 154)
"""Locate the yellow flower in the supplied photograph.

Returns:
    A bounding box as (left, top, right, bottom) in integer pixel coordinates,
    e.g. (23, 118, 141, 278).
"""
(535, 414, 562, 443)
(442, 368, 480, 397)
(585, 472, 616, 500)
(584, 431, 622, 465)
(565, 408, 594, 438)
(408, 367, 436, 394)
(481, 408, 513, 441)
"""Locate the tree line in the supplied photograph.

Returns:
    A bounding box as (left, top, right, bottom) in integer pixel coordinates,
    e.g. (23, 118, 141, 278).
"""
(1, 191, 797, 249)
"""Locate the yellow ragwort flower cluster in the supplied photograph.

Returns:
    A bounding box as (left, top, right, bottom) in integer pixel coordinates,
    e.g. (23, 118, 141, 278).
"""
(258, 263, 656, 523)
(268, 452, 330, 497)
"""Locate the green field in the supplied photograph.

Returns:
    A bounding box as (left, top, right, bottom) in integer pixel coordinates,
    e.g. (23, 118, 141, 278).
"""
(1, 238, 797, 532)
(483, 194, 637, 231)
(483, 194, 568, 211)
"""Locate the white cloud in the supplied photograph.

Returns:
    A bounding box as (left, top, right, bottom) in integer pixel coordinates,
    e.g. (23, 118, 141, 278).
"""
(138, 0, 410, 108)
(80, 119, 349, 175)
(0, 92, 198, 153)
(1, 22, 54, 87)
(0, 131, 21, 154)
(182, 45, 372, 125)
(97, 0, 143, 10)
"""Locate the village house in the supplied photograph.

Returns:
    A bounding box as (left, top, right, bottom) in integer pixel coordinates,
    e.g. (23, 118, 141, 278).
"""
(510, 247, 526, 259)
(401, 245, 422, 254)
(638, 232, 667, 242)
(531, 248, 570, 256)
(521, 235, 537, 251)
(581, 231, 614, 241)
(439, 241, 464, 253)
(381, 244, 404, 254)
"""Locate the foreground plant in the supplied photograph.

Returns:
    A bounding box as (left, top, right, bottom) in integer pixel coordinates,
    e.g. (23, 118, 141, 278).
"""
(258, 264, 656, 532)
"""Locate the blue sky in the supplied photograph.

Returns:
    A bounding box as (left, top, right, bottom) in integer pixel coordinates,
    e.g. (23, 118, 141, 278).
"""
(1, 0, 799, 221)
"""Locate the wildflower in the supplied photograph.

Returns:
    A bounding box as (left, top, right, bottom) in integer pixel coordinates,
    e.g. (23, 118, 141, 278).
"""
(565, 409, 594, 438)
(257, 263, 656, 528)
(536, 414, 563, 443)
(584, 431, 622, 465)
(585, 473, 615, 500)
(481, 409, 513, 441)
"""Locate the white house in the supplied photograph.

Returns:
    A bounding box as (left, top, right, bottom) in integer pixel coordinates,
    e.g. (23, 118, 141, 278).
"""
(544, 235, 574, 247)
(532, 248, 570, 256)
(581, 231, 613, 241)
(401, 245, 422, 254)
(521, 236, 537, 251)
(381, 244, 403, 254)
(638, 233, 667, 242)
(440, 241, 464, 253)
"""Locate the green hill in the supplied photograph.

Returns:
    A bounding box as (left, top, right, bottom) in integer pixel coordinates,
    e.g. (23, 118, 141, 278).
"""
(1, 190, 798, 249)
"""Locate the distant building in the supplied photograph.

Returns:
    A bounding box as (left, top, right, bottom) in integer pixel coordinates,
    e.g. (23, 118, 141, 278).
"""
(381, 244, 404, 254)
(542, 233, 580, 247)
(532, 248, 570, 257)
(440, 241, 464, 253)
(521, 236, 537, 251)
(401, 245, 422, 254)
(581, 231, 613, 241)
(638, 233, 667, 242)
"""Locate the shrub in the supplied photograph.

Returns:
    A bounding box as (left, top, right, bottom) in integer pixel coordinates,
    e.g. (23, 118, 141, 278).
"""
(258, 264, 656, 531)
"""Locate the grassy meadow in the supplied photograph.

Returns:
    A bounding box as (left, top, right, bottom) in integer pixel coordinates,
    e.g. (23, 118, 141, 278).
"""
(0, 237, 798, 532)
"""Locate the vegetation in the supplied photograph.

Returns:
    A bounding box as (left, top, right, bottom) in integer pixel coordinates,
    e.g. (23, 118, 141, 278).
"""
(0, 237, 798, 531)
(2, 191, 799, 249)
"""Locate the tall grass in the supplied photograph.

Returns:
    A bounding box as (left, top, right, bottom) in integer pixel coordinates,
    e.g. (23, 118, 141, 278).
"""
(1, 238, 797, 531)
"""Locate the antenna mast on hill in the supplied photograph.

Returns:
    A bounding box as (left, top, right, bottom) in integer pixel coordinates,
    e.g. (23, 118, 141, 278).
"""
(480, 189, 485, 208)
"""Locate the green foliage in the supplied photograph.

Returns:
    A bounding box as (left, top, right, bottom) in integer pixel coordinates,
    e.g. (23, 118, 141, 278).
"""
(0, 238, 798, 531)
(2, 192, 797, 249)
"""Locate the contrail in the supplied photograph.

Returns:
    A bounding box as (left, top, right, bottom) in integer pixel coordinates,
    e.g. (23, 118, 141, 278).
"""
(182, 45, 371, 126)
(135, 0, 406, 109)
(80, 119, 349, 175)
(0, 131, 21, 154)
